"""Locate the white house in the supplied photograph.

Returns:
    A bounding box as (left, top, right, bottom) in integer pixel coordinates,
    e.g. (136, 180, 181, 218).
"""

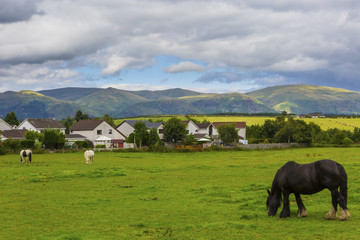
(195, 122, 214, 139)
(17, 118, 66, 133)
(212, 122, 247, 142)
(71, 119, 125, 148)
(182, 120, 200, 135)
(0, 118, 13, 131)
(117, 120, 164, 139)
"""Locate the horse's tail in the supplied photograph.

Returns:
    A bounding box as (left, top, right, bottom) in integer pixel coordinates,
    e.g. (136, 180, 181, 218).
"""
(28, 151, 32, 163)
(337, 163, 348, 205)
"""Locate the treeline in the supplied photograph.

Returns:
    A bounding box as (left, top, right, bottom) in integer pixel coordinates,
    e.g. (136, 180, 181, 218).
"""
(247, 114, 360, 145)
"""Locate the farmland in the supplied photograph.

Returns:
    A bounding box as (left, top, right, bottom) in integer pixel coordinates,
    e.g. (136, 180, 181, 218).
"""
(1, 148, 359, 239)
(115, 116, 360, 131)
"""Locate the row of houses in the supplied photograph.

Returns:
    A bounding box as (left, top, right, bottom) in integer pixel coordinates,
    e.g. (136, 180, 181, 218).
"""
(0, 118, 247, 148)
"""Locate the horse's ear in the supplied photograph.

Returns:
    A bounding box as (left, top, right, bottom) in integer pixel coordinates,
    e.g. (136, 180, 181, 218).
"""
(267, 189, 271, 195)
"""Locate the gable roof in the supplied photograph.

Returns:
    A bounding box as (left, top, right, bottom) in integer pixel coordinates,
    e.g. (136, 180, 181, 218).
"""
(196, 122, 211, 129)
(1, 129, 27, 139)
(71, 119, 104, 131)
(22, 118, 65, 129)
(0, 118, 13, 130)
(118, 120, 163, 129)
(212, 122, 246, 129)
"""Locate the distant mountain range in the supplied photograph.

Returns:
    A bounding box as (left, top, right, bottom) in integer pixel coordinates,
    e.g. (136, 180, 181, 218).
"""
(1, 85, 360, 120)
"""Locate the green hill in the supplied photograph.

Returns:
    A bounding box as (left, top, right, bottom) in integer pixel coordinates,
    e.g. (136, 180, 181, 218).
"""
(74, 88, 148, 116)
(247, 84, 360, 114)
(130, 88, 203, 100)
(38, 87, 102, 101)
(0, 90, 96, 120)
(2, 85, 360, 120)
(119, 92, 274, 117)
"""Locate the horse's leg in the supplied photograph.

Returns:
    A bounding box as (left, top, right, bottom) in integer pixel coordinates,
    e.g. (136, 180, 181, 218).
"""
(335, 190, 351, 220)
(326, 189, 339, 220)
(280, 192, 290, 218)
(295, 193, 307, 217)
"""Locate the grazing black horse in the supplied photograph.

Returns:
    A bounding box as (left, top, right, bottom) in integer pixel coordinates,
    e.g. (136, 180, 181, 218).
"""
(266, 159, 350, 220)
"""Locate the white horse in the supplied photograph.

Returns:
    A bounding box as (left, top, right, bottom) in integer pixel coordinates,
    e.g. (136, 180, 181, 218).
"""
(20, 149, 32, 163)
(84, 150, 94, 164)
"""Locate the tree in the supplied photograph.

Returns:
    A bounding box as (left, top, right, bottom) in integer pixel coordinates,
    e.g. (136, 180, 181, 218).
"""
(75, 110, 89, 122)
(351, 127, 360, 143)
(263, 116, 285, 140)
(163, 117, 187, 143)
(25, 130, 39, 141)
(103, 114, 115, 127)
(63, 115, 74, 134)
(149, 128, 161, 146)
(4, 112, 19, 126)
(217, 124, 239, 145)
(43, 129, 65, 149)
(134, 121, 149, 148)
(246, 124, 265, 140)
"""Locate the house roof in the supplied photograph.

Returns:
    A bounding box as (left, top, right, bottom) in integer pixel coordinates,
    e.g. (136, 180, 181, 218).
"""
(196, 122, 211, 129)
(71, 119, 104, 131)
(1, 129, 27, 139)
(65, 134, 87, 140)
(23, 118, 65, 129)
(0, 118, 13, 130)
(119, 120, 163, 129)
(212, 122, 246, 129)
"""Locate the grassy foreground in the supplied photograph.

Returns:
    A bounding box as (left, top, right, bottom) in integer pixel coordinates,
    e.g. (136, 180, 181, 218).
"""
(0, 148, 359, 239)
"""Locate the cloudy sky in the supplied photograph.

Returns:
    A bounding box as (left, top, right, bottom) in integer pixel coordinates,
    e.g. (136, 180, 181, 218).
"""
(1, 0, 360, 93)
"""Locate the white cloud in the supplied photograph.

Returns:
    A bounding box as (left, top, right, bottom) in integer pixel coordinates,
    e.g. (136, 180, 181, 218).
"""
(1, 0, 360, 91)
(267, 56, 328, 72)
(0, 64, 81, 92)
(101, 56, 136, 75)
(166, 61, 206, 73)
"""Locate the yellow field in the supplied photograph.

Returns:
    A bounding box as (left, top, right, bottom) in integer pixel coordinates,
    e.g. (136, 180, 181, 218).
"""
(115, 115, 360, 131)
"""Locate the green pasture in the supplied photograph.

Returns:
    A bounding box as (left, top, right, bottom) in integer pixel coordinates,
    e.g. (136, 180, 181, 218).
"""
(1, 148, 359, 239)
(115, 116, 360, 131)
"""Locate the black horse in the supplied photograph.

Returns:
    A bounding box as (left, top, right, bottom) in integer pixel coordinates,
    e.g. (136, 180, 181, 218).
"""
(266, 159, 350, 220)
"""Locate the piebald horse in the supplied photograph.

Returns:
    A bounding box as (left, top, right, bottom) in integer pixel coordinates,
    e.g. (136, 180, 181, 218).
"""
(267, 159, 350, 220)
(84, 150, 94, 164)
(20, 149, 32, 163)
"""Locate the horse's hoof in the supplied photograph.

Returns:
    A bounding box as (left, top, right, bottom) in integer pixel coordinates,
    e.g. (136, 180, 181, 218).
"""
(297, 209, 307, 217)
(339, 208, 350, 220)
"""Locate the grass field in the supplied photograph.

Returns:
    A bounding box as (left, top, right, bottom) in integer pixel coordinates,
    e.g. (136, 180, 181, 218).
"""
(115, 116, 360, 131)
(1, 148, 359, 239)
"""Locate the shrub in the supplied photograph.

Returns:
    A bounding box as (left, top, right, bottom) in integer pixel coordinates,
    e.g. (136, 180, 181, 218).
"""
(3, 138, 21, 152)
(342, 137, 353, 147)
(76, 141, 90, 149)
(95, 144, 106, 148)
(20, 139, 35, 149)
(0, 144, 5, 155)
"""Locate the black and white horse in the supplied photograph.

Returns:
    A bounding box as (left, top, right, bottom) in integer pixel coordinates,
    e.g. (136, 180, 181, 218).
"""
(266, 159, 350, 220)
(84, 150, 94, 164)
(20, 149, 32, 163)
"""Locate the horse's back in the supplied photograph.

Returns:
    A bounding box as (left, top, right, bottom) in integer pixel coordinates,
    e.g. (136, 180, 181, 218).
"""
(278, 159, 342, 194)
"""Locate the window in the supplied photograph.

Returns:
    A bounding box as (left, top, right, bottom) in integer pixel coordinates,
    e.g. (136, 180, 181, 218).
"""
(109, 129, 112, 134)
(159, 129, 163, 134)
(97, 130, 102, 135)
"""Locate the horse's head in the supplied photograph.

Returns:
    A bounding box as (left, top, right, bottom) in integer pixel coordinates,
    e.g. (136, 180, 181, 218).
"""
(266, 189, 281, 216)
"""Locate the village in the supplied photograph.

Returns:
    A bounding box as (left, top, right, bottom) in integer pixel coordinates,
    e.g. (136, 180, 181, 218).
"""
(0, 117, 247, 150)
